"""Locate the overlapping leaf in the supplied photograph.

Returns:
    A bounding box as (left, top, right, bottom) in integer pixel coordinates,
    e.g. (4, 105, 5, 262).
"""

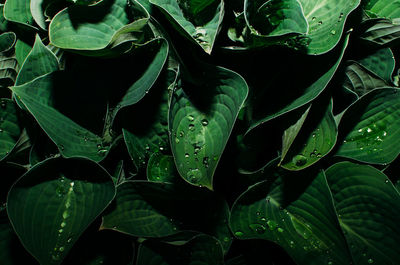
(169, 66, 248, 189)
(335, 87, 400, 164)
(363, 0, 400, 20)
(149, 0, 224, 54)
(3, 0, 37, 29)
(230, 168, 352, 265)
(7, 158, 116, 265)
(326, 162, 400, 265)
(0, 99, 22, 161)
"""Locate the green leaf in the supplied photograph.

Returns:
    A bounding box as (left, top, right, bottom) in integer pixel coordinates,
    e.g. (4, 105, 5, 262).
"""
(15, 34, 59, 86)
(360, 18, 400, 46)
(147, 153, 178, 183)
(299, 0, 360, 54)
(101, 180, 232, 252)
(342, 61, 388, 97)
(49, 0, 150, 51)
(364, 0, 400, 20)
(356, 47, 395, 83)
(335, 87, 400, 164)
(230, 168, 352, 265)
(0, 99, 23, 161)
(0, 33, 18, 87)
(0, 32, 16, 52)
(280, 99, 337, 170)
(7, 157, 115, 265)
(244, 0, 308, 37)
(325, 162, 400, 265)
(14, 39, 32, 67)
(169, 66, 248, 189)
(247, 33, 349, 133)
(11, 73, 108, 162)
(149, 0, 224, 54)
(0, 5, 9, 32)
(122, 68, 177, 172)
(3, 0, 37, 29)
(280, 105, 311, 164)
(136, 234, 224, 265)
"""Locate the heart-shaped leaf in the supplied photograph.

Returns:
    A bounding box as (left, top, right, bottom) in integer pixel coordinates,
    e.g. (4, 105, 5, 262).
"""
(169, 66, 248, 189)
(335, 87, 400, 164)
(7, 157, 116, 265)
(326, 162, 400, 265)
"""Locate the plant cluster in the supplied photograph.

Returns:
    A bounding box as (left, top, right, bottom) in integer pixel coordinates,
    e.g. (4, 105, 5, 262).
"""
(0, 0, 399, 264)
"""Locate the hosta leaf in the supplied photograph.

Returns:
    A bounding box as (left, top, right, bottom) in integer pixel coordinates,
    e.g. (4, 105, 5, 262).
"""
(7, 157, 116, 265)
(335, 87, 400, 164)
(147, 153, 178, 183)
(49, 0, 150, 51)
(247, 33, 349, 133)
(280, 105, 311, 164)
(3, 0, 37, 29)
(230, 169, 352, 265)
(101, 180, 232, 252)
(30, 0, 59, 30)
(360, 18, 400, 46)
(299, 0, 360, 54)
(325, 162, 400, 265)
(343, 61, 388, 97)
(149, 0, 224, 54)
(15, 34, 59, 86)
(122, 68, 176, 172)
(244, 0, 308, 37)
(0, 5, 9, 32)
(11, 73, 108, 162)
(0, 33, 18, 87)
(363, 0, 400, 20)
(0, 99, 22, 161)
(169, 66, 248, 189)
(14, 39, 32, 66)
(136, 234, 224, 265)
(0, 32, 16, 52)
(280, 99, 337, 170)
(356, 47, 395, 83)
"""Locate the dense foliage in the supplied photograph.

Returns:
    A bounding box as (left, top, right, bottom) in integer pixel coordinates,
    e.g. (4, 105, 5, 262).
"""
(1, 0, 400, 264)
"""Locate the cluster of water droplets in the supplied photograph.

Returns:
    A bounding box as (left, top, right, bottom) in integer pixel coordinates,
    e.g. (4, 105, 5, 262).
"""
(52, 177, 75, 261)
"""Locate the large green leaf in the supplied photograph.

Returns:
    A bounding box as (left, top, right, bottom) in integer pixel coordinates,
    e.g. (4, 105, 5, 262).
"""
(298, 0, 360, 54)
(325, 162, 400, 265)
(7, 157, 116, 265)
(3, 0, 37, 29)
(136, 234, 224, 265)
(0, 99, 22, 161)
(169, 66, 248, 189)
(244, 0, 308, 37)
(280, 99, 337, 170)
(335, 87, 400, 164)
(122, 68, 176, 172)
(247, 33, 349, 133)
(364, 0, 400, 20)
(230, 168, 352, 265)
(11, 73, 108, 162)
(101, 180, 232, 252)
(149, 0, 224, 54)
(49, 0, 150, 51)
(342, 61, 388, 97)
(15, 34, 59, 86)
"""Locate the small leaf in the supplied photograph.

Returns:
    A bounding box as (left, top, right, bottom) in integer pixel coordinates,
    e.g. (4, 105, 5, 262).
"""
(7, 157, 116, 265)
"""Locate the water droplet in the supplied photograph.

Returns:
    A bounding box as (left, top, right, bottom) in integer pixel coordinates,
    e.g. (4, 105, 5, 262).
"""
(234, 231, 244, 237)
(62, 211, 70, 219)
(267, 220, 278, 230)
(61, 221, 66, 228)
(83, 137, 88, 142)
(59, 145, 65, 151)
(175, 138, 180, 144)
(185, 153, 190, 158)
(67, 237, 72, 243)
(189, 124, 195, 131)
(312, 17, 316, 21)
(56, 186, 66, 197)
(328, 261, 333, 265)
(292, 155, 307, 166)
(223, 236, 230, 242)
(249, 223, 266, 234)
(159, 146, 164, 151)
(368, 258, 374, 264)
(186, 168, 201, 183)
(179, 131, 184, 137)
(289, 241, 295, 247)
(312, 133, 316, 138)
(203, 157, 209, 168)
(318, 21, 323, 25)
(213, 156, 218, 161)
(188, 115, 195, 122)
(59, 247, 65, 252)
(277, 227, 284, 233)
(0, 101, 6, 109)
(145, 145, 150, 151)
(0, 128, 3, 133)
(58, 229, 63, 233)
(330, 30, 336, 35)
(385, 179, 389, 184)
(201, 119, 208, 126)
(367, 127, 372, 133)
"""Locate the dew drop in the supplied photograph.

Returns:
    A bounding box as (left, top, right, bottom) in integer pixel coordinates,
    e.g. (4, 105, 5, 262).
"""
(312, 17, 316, 21)
(292, 155, 307, 166)
(185, 153, 190, 158)
(61, 221, 67, 228)
(328, 261, 333, 265)
(330, 30, 336, 35)
(58, 229, 63, 233)
(277, 227, 284, 233)
(223, 236, 230, 242)
(187, 115, 195, 122)
(189, 124, 195, 131)
(267, 220, 278, 231)
(249, 223, 266, 234)
(201, 119, 208, 126)
(0, 101, 6, 109)
(368, 258, 374, 264)
(62, 211, 70, 219)
(0, 128, 3, 133)
(175, 138, 180, 144)
(67, 237, 72, 243)
(59, 145, 65, 151)
(59, 247, 65, 252)
(318, 21, 323, 25)
(234, 231, 244, 237)
(367, 128, 372, 133)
